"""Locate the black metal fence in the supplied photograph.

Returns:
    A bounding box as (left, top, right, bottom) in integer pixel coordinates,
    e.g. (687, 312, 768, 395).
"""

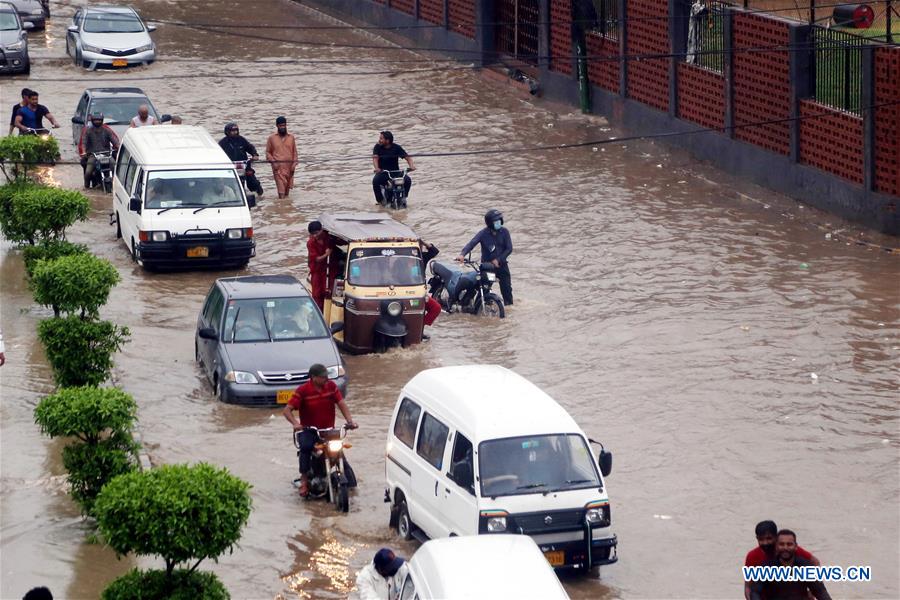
(590, 0, 620, 40)
(685, 0, 728, 73)
(494, 0, 540, 65)
(812, 26, 868, 114)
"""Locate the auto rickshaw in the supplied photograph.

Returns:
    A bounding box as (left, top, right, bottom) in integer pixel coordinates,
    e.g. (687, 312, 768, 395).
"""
(314, 212, 427, 353)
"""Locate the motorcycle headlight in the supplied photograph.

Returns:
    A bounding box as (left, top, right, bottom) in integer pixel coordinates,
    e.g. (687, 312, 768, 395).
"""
(486, 517, 507, 532)
(485, 272, 497, 281)
(136, 43, 153, 52)
(224, 370, 258, 384)
(327, 439, 343, 453)
(82, 43, 102, 53)
(387, 301, 402, 317)
(326, 365, 345, 379)
(6, 40, 25, 51)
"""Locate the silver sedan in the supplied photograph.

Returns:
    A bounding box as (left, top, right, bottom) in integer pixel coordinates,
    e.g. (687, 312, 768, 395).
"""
(66, 5, 156, 70)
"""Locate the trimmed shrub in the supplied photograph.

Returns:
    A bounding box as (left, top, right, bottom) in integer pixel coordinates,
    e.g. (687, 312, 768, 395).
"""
(0, 134, 60, 184)
(34, 386, 137, 443)
(22, 239, 90, 278)
(0, 181, 35, 242)
(94, 463, 252, 578)
(62, 433, 138, 513)
(31, 253, 120, 317)
(37, 317, 130, 387)
(101, 569, 229, 600)
(0, 184, 89, 245)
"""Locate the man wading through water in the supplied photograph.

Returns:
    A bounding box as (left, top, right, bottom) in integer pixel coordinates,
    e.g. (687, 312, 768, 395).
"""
(265, 116, 298, 199)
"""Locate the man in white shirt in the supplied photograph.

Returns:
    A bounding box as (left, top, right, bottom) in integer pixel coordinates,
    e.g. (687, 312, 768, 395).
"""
(356, 548, 408, 600)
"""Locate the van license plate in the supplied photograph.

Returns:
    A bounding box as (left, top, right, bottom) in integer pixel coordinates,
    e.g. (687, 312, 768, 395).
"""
(187, 246, 209, 258)
(544, 551, 565, 567)
(112, 59, 128, 67)
(276, 390, 293, 404)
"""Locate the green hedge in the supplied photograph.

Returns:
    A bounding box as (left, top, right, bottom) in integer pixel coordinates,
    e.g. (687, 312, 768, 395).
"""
(22, 239, 90, 278)
(31, 253, 120, 317)
(101, 569, 229, 600)
(0, 184, 89, 245)
(37, 317, 130, 387)
(62, 434, 138, 513)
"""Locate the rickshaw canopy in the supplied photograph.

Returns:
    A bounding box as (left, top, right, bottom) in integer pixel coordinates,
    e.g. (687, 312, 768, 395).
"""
(318, 212, 419, 243)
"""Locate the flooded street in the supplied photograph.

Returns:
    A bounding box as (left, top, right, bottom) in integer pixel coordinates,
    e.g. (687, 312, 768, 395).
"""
(2, 0, 899, 598)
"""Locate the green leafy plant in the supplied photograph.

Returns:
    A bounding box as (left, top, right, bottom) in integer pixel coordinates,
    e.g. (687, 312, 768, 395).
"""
(0, 134, 60, 184)
(0, 181, 35, 242)
(31, 254, 120, 317)
(37, 317, 130, 387)
(22, 239, 90, 278)
(101, 568, 229, 600)
(62, 433, 138, 513)
(94, 463, 252, 581)
(1, 184, 90, 245)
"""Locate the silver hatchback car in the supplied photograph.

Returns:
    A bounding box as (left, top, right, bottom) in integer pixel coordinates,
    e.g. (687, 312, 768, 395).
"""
(66, 5, 156, 69)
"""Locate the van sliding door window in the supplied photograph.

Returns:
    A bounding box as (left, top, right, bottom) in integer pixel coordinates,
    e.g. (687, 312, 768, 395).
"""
(416, 413, 449, 470)
(393, 398, 421, 449)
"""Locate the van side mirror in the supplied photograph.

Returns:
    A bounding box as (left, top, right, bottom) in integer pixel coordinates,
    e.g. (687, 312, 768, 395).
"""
(23, 21, 35, 30)
(246, 193, 256, 208)
(147, 24, 157, 32)
(198, 327, 217, 340)
(330, 321, 344, 335)
(67, 24, 78, 33)
(598, 450, 612, 477)
(129, 196, 141, 213)
(71, 116, 84, 124)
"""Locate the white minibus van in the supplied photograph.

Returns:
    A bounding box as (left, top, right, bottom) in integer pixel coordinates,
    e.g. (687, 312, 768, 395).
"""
(112, 125, 256, 269)
(385, 365, 618, 572)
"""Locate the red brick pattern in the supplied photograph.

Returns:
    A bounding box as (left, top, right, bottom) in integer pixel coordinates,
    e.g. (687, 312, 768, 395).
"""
(550, 0, 573, 75)
(419, 0, 443, 25)
(799, 100, 864, 183)
(586, 31, 619, 92)
(677, 63, 725, 130)
(392, 0, 415, 15)
(732, 13, 790, 155)
(625, 0, 669, 112)
(874, 46, 900, 197)
(448, 0, 475, 38)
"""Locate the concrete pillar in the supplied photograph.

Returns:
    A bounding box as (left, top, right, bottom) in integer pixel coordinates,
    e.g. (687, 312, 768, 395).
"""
(538, 0, 551, 75)
(723, 7, 735, 137)
(788, 23, 814, 163)
(618, 0, 628, 97)
(474, 0, 494, 67)
(861, 46, 875, 192)
(443, 0, 448, 29)
(669, 0, 689, 118)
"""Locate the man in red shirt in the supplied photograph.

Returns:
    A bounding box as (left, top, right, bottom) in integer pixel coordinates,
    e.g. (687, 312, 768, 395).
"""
(744, 520, 820, 600)
(307, 221, 333, 310)
(283, 363, 357, 497)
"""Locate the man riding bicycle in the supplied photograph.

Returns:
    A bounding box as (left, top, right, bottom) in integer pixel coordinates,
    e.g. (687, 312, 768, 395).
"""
(282, 363, 357, 497)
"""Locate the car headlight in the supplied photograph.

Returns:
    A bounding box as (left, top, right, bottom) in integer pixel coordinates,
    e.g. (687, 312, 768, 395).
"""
(136, 43, 153, 52)
(327, 439, 343, 453)
(486, 516, 507, 532)
(226, 227, 252, 239)
(139, 230, 169, 242)
(586, 508, 604, 524)
(5, 40, 25, 51)
(326, 365, 345, 379)
(224, 370, 258, 384)
(82, 43, 102, 53)
(387, 301, 402, 317)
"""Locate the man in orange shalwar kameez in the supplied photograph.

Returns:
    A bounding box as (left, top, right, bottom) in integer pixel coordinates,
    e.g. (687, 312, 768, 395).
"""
(266, 116, 298, 199)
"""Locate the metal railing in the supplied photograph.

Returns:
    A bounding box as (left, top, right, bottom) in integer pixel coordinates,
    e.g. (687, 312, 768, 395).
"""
(685, 1, 728, 73)
(812, 26, 868, 114)
(590, 0, 620, 41)
(494, 0, 540, 65)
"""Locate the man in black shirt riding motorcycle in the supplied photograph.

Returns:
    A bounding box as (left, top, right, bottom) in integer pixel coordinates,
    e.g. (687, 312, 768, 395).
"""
(219, 122, 263, 196)
(372, 130, 415, 204)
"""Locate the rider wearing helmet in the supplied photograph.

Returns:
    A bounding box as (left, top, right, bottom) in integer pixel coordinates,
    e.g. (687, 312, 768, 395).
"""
(372, 130, 415, 204)
(77, 112, 119, 189)
(456, 209, 514, 306)
(218, 122, 263, 195)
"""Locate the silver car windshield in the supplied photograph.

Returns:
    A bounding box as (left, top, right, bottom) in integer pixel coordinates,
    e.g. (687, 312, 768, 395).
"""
(0, 13, 19, 30)
(89, 98, 153, 125)
(146, 170, 243, 209)
(83, 12, 144, 33)
(223, 297, 328, 343)
(478, 434, 600, 498)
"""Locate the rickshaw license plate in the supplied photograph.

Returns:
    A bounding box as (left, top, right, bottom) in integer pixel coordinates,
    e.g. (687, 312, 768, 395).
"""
(544, 551, 565, 566)
(112, 59, 128, 67)
(187, 246, 209, 258)
(276, 390, 293, 404)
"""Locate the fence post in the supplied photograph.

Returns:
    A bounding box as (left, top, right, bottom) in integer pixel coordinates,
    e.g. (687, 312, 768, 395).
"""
(442, 0, 448, 29)
(475, 0, 494, 67)
(788, 23, 814, 163)
(669, 0, 689, 118)
(619, 0, 628, 97)
(538, 0, 551, 74)
(724, 7, 735, 137)
(861, 46, 875, 192)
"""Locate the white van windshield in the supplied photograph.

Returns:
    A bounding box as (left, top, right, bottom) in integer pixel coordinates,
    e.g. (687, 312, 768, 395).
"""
(478, 434, 600, 498)
(145, 170, 243, 210)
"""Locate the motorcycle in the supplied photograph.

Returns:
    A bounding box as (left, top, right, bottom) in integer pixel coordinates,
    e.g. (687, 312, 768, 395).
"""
(428, 255, 505, 319)
(88, 150, 115, 193)
(293, 424, 357, 513)
(234, 159, 263, 196)
(23, 127, 51, 140)
(378, 168, 409, 210)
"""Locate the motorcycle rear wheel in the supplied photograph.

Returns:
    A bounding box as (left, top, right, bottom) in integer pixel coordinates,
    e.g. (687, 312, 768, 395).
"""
(431, 285, 451, 312)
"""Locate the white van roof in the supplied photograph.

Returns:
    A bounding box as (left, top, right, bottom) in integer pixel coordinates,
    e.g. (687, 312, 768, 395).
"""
(121, 125, 231, 169)
(402, 365, 582, 442)
(410, 535, 569, 599)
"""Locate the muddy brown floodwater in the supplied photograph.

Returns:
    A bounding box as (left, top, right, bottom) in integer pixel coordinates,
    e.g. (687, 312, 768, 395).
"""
(2, 0, 899, 598)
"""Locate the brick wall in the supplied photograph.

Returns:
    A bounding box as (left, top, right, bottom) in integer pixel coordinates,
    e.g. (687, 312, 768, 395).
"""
(420, 0, 443, 25)
(550, 0, 573, 75)
(732, 12, 790, 155)
(448, 0, 475, 38)
(798, 101, 864, 184)
(625, 0, 669, 113)
(677, 63, 725, 130)
(586, 31, 619, 92)
(874, 46, 900, 197)
(392, 0, 415, 16)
